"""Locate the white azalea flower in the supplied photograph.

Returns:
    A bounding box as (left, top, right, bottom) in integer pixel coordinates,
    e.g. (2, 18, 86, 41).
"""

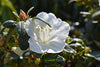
(24, 12, 70, 54)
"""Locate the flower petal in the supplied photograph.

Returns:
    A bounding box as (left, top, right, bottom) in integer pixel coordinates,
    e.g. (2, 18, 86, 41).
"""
(25, 18, 40, 41)
(47, 13, 58, 26)
(24, 18, 34, 37)
(36, 12, 58, 28)
(40, 41, 65, 53)
(50, 19, 70, 42)
(36, 12, 49, 20)
(28, 38, 45, 54)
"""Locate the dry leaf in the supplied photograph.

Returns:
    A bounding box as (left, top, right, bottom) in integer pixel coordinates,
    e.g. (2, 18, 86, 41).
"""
(93, 40, 100, 49)
(0, 36, 5, 46)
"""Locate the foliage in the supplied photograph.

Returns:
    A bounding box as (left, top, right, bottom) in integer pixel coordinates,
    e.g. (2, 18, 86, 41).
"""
(0, 0, 100, 67)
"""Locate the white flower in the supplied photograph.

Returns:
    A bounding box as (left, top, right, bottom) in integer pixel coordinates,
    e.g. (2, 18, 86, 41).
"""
(24, 12, 70, 54)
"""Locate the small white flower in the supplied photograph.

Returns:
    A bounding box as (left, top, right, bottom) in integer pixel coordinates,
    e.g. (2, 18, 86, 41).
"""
(24, 12, 70, 53)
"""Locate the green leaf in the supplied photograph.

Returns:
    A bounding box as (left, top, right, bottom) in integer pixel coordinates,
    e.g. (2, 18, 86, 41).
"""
(33, 53, 41, 58)
(16, 21, 29, 50)
(42, 53, 58, 60)
(0, 0, 17, 22)
(27, 7, 34, 15)
(18, 33, 29, 50)
(3, 20, 16, 28)
(85, 20, 94, 33)
(64, 45, 77, 53)
(56, 55, 65, 66)
(11, 47, 25, 56)
(22, 50, 33, 57)
(92, 11, 100, 19)
(8, 52, 19, 60)
(1, 0, 16, 12)
(91, 51, 100, 62)
(68, 0, 77, 4)
(69, 43, 82, 47)
(12, 11, 19, 19)
(0, 27, 5, 34)
(16, 21, 26, 35)
(72, 38, 82, 42)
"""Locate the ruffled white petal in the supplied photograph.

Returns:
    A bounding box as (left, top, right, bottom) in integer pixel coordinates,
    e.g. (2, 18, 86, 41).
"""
(36, 12, 49, 21)
(39, 41, 65, 53)
(50, 20, 70, 42)
(24, 18, 34, 37)
(24, 18, 40, 41)
(28, 38, 44, 53)
(36, 12, 58, 28)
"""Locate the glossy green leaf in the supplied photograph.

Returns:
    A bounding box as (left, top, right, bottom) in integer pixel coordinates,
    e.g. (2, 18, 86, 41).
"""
(56, 55, 65, 66)
(18, 33, 29, 50)
(16, 21, 26, 35)
(3, 20, 16, 28)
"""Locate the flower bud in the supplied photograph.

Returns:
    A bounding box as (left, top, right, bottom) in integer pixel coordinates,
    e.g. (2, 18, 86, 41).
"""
(20, 9, 27, 21)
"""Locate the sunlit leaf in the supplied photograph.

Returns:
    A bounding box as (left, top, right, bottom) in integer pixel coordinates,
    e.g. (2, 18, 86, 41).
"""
(64, 45, 77, 53)
(27, 6, 34, 15)
(68, 0, 77, 4)
(69, 43, 82, 47)
(92, 11, 100, 19)
(3, 20, 16, 28)
(22, 50, 33, 57)
(56, 55, 65, 66)
(11, 47, 25, 56)
(12, 11, 19, 18)
(16, 21, 26, 35)
(72, 38, 82, 42)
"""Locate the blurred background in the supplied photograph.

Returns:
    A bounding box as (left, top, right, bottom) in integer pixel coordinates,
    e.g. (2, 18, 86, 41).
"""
(0, 0, 100, 67)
